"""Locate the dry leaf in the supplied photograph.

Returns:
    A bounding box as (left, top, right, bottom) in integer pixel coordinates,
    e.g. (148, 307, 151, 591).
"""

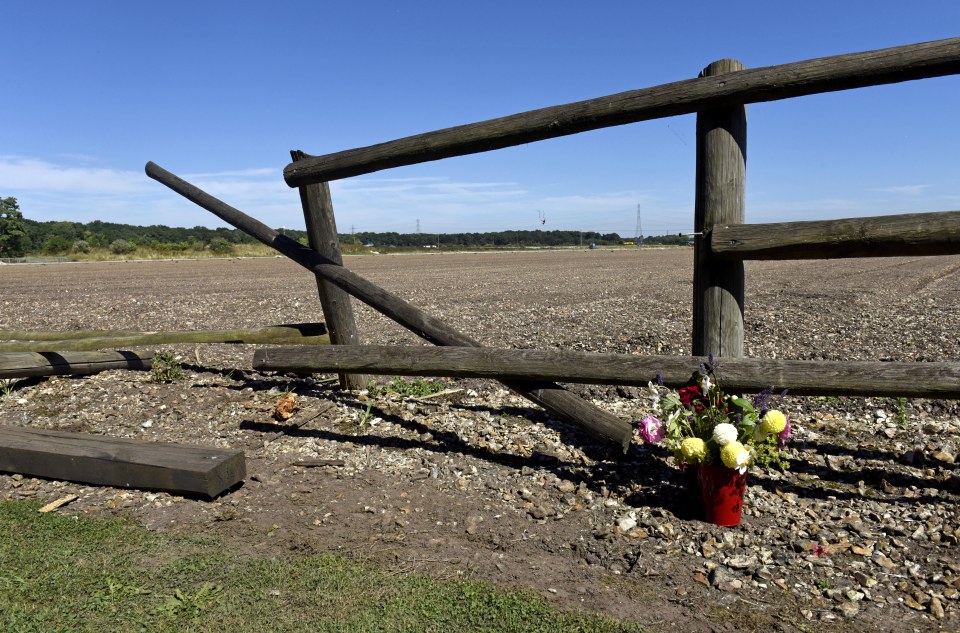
(39, 494, 79, 513)
(273, 392, 299, 421)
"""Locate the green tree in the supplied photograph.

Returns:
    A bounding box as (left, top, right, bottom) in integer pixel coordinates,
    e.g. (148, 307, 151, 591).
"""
(208, 236, 234, 254)
(109, 239, 136, 254)
(0, 196, 28, 258)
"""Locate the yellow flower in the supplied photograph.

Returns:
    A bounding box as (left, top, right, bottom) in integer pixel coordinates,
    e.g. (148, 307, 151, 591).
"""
(761, 410, 787, 435)
(680, 437, 707, 462)
(720, 441, 749, 469)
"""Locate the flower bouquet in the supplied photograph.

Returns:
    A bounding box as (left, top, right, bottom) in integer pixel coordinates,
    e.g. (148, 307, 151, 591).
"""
(637, 356, 791, 526)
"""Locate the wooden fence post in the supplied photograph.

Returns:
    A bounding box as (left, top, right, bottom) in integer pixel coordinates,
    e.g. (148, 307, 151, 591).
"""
(692, 59, 746, 358)
(290, 150, 370, 389)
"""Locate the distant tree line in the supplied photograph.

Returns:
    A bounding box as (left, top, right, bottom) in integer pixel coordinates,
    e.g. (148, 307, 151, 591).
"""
(346, 229, 624, 248)
(1, 196, 691, 258)
(17, 218, 258, 256)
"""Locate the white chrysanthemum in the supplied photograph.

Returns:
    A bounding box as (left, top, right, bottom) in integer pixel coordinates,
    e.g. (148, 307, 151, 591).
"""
(712, 422, 738, 446)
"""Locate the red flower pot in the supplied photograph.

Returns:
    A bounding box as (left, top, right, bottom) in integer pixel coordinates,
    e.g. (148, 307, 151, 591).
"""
(697, 464, 748, 527)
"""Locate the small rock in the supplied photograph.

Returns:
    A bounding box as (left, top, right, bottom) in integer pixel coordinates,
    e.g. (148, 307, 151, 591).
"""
(853, 571, 878, 588)
(528, 506, 552, 520)
(465, 515, 482, 535)
(835, 602, 859, 618)
(851, 545, 873, 557)
(556, 480, 576, 494)
(726, 554, 758, 570)
(845, 590, 865, 602)
(617, 513, 638, 532)
(929, 596, 945, 619)
(903, 595, 925, 611)
(931, 450, 955, 465)
(709, 567, 742, 592)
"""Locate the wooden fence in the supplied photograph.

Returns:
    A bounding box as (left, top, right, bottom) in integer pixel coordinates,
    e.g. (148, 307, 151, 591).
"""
(148, 37, 960, 451)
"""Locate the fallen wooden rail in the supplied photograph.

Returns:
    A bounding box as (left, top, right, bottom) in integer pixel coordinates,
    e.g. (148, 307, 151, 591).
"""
(0, 426, 245, 498)
(0, 350, 154, 380)
(146, 162, 633, 451)
(0, 323, 329, 352)
(254, 345, 960, 398)
(284, 38, 960, 185)
(710, 210, 960, 260)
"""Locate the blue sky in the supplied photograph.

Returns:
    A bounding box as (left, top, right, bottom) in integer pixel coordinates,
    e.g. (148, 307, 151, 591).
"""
(2, 1, 958, 236)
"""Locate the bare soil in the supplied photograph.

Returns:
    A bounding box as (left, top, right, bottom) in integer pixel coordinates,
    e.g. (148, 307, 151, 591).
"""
(2, 249, 959, 632)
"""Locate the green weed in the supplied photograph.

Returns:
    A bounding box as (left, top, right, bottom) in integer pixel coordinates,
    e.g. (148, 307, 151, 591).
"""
(0, 378, 18, 398)
(369, 376, 447, 398)
(896, 397, 909, 429)
(149, 352, 185, 383)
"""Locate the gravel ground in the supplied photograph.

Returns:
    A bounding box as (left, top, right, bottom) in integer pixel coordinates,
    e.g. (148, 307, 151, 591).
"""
(1, 249, 959, 632)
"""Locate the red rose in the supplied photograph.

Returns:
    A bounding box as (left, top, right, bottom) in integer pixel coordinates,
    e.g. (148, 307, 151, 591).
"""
(678, 385, 704, 411)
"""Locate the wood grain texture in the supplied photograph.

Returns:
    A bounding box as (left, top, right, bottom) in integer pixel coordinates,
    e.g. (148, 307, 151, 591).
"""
(0, 350, 153, 379)
(292, 150, 369, 390)
(0, 426, 245, 498)
(146, 162, 633, 451)
(0, 324, 329, 352)
(254, 345, 960, 398)
(710, 210, 960, 260)
(692, 59, 745, 358)
(283, 38, 960, 185)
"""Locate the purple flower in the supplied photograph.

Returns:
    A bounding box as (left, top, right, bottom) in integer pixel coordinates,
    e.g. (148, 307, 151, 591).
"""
(778, 417, 792, 445)
(638, 416, 665, 444)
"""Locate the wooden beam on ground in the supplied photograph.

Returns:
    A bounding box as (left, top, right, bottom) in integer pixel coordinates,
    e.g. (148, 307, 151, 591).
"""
(254, 344, 960, 399)
(146, 162, 633, 452)
(0, 426, 245, 498)
(710, 210, 960, 260)
(291, 149, 370, 390)
(283, 38, 960, 185)
(0, 350, 154, 380)
(0, 323, 329, 352)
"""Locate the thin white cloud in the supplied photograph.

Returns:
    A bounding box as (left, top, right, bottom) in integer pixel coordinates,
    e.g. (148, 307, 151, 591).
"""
(872, 184, 930, 196)
(0, 156, 146, 195)
(0, 155, 304, 228)
(15, 154, 948, 237)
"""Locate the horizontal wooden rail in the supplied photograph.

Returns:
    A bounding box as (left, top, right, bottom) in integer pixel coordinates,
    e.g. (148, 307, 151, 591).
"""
(284, 37, 960, 185)
(254, 345, 960, 399)
(0, 350, 154, 380)
(0, 323, 330, 352)
(711, 210, 960, 260)
(146, 162, 633, 451)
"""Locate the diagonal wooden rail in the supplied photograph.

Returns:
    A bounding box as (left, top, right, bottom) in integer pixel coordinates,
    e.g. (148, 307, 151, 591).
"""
(145, 162, 633, 452)
(284, 37, 960, 185)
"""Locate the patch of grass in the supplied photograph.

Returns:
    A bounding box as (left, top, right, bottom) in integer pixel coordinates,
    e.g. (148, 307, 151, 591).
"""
(369, 376, 447, 398)
(896, 397, 909, 429)
(149, 352, 186, 383)
(0, 500, 643, 632)
(0, 378, 17, 398)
